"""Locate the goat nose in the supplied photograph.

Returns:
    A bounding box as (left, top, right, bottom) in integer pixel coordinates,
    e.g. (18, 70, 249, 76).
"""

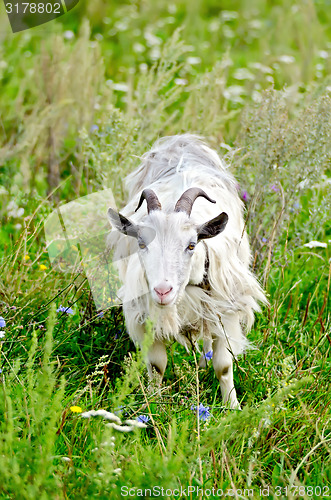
(154, 284, 173, 297)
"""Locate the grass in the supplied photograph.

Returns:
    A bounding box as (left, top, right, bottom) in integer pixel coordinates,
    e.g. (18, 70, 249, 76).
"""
(0, 0, 330, 498)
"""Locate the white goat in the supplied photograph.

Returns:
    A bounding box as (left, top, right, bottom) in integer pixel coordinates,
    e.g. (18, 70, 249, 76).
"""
(107, 134, 266, 409)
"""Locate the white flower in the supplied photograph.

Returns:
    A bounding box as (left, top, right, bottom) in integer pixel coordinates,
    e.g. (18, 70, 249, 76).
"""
(7, 200, 24, 218)
(187, 56, 201, 65)
(174, 78, 187, 86)
(112, 83, 129, 92)
(107, 423, 134, 432)
(0, 331, 5, 338)
(133, 43, 145, 53)
(124, 419, 148, 429)
(80, 409, 122, 423)
(303, 241, 327, 249)
(63, 30, 74, 40)
(278, 55, 295, 64)
(113, 468, 122, 474)
(249, 62, 273, 74)
(223, 85, 246, 104)
(61, 457, 71, 462)
(318, 50, 329, 59)
(233, 68, 255, 80)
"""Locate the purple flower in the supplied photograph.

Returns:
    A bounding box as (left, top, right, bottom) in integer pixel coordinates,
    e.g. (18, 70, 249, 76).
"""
(271, 184, 279, 192)
(137, 415, 150, 424)
(241, 190, 248, 202)
(56, 305, 74, 315)
(262, 237, 267, 243)
(191, 403, 211, 421)
(90, 124, 99, 133)
(0, 317, 6, 328)
(204, 350, 213, 361)
(97, 311, 104, 318)
(0, 369, 2, 374)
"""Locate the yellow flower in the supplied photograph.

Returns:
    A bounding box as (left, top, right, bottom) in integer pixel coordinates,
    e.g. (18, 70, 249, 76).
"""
(70, 406, 82, 413)
(24, 255, 30, 261)
(71, 245, 78, 251)
(39, 264, 47, 271)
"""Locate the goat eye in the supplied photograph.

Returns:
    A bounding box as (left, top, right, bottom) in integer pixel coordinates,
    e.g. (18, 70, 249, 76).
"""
(139, 241, 146, 249)
(187, 242, 196, 251)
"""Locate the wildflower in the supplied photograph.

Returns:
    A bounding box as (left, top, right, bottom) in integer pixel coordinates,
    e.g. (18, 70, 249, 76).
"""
(70, 406, 82, 413)
(90, 124, 99, 133)
(80, 409, 122, 423)
(39, 264, 47, 271)
(137, 415, 150, 424)
(241, 190, 248, 201)
(114, 405, 124, 415)
(0, 331, 5, 339)
(125, 419, 148, 429)
(278, 55, 295, 64)
(107, 423, 134, 432)
(63, 30, 74, 40)
(61, 457, 71, 462)
(191, 403, 211, 421)
(112, 82, 129, 92)
(270, 184, 279, 192)
(0, 369, 2, 374)
(23, 254, 30, 261)
(262, 237, 267, 243)
(56, 305, 74, 315)
(174, 78, 188, 86)
(303, 240, 327, 249)
(97, 311, 104, 318)
(0, 317, 5, 328)
(204, 350, 213, 361)
(113, 468, 122, 474)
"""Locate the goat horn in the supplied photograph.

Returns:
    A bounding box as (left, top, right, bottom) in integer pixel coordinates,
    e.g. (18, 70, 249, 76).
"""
(135, 189, 162, 213)
(174, 187, 216, 216)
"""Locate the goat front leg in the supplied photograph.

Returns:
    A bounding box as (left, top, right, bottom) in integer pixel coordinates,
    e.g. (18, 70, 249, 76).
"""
(212, 337, 240, 409)
(146, 339, 168, 389)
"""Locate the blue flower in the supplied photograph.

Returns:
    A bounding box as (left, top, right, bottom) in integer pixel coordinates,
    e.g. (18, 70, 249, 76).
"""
(204, 350, 213, 361)
(191, 403, 211, 421)
(114, 405, 124, 415)
(90, 124, 99, 133)
(0, 317, 6, 328)
(56, 305, 74, 315)
(262, 237, 267, 243)
(97, 311, 104, 318)
(271, 184, 279, 192)
(137, 415, 150, 424)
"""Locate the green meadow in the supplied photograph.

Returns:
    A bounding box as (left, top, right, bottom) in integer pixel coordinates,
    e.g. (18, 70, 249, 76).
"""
(0, 1, 330, 498)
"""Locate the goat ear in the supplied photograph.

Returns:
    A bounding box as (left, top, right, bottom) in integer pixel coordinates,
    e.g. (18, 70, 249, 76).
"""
(197, 212, 228, 240)
(107, 208, 139, 238)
